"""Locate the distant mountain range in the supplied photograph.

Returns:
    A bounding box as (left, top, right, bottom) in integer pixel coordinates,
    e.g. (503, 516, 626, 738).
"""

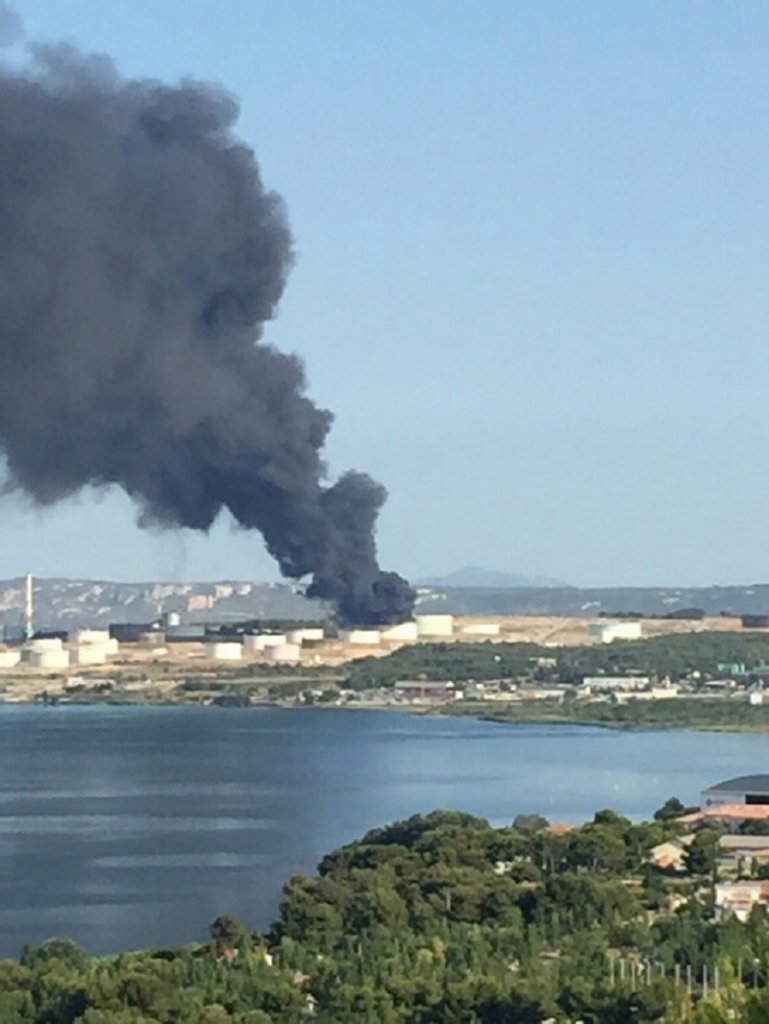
(418, 567, 568, 589)
(0, 577, 323, 635)
(3, 575, 769, 634)
(415, 583, 769, 617)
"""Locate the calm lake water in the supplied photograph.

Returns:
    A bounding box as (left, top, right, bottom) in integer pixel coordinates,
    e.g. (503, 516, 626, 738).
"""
(0, 704, 767, 956)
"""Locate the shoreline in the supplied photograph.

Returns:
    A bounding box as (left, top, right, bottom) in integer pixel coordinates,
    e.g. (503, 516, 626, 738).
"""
(3, 693, 769, 734)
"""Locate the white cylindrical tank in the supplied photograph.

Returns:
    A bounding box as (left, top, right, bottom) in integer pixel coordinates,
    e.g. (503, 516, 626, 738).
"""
(460, 622, 500, 636)
(0, 650, 21, 668)
(73, 629, 110, 645)
(25, 637, 63, 653)
(591, 621, 643, 643)
(288, 627, 325, 644)
(28, 649, 70, 670)
(166, 612, 181, 627)
(72, 645, 107, 666)
(260, 633, 287, 648)
(341, 629, 381, 645)
(205, 641, 242, 661)
(265, 642, 301, 663)
(416, 615, 454, 637)
(381, 622, 419, 641)
(244, 634, 287, 651)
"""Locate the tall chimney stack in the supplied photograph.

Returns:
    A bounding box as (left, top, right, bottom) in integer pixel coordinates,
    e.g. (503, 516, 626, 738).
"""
(23, 571, 33, 640)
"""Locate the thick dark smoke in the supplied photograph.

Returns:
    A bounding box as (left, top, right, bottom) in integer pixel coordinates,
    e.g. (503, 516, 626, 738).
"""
(0, 43, 414, 624)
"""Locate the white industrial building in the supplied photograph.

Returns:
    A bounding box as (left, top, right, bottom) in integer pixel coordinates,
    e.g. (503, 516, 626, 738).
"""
(701, 775, 769, 809)
(581, 675, 652, 692)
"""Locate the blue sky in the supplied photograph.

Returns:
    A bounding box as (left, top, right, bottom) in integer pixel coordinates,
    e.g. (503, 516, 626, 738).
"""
(4, 0, 769, 586)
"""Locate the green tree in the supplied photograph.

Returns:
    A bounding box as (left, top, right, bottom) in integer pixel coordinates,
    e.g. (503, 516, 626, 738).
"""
(653, 796, 686, 821)
(209, 914, 250, 951)
(685, 829, 719, 877)
(512, 814, 549, 834)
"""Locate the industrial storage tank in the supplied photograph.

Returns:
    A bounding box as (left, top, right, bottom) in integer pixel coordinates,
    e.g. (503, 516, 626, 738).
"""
(381, 622, 419, 642)
(27, 649, 70, 670)
(205, 641, 242, 661)
(22, 638, 63, 662)
(25, 637, 63, 653)
(589, 621, 642, 643)
(288, 628, 325, 644)
(244, 634, 287, 651)
(460, 622, 500, 636)
(415, 615, 455, 637)
(72, 645, 107, 666)
(73, 629, 111, 645)
(73, 630, 119, 656)
(0, 650, 21, 668)
(265, 642, 301, 663)
(341, 629, 381, 645)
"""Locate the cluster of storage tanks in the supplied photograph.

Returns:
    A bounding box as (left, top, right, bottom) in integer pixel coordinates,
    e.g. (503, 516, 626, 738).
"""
(205, 627, 326, 665)
(201, 615, 506, 662)
(0, 629, 122, 671)
(0, 614, 509, 670)
(340, 615, 501, 645)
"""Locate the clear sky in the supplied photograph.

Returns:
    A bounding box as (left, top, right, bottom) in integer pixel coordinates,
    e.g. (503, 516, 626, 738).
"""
(3, 0, 769, 587)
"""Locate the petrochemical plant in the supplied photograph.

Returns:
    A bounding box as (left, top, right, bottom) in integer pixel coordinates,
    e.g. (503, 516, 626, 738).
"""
(3, 574, 733, 711)
(1, 582, 504, 674)
(0, 579, 528, 693)
(0, 576, 712, 682)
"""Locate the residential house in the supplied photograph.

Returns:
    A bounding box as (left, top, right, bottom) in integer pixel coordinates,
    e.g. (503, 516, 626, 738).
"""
(715, 881, 769, 922)
(719, 834, 769, 873)
(649, 836, 693, 872)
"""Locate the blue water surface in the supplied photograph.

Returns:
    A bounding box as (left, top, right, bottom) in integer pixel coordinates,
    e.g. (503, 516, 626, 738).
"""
(0, 705, 765, 955)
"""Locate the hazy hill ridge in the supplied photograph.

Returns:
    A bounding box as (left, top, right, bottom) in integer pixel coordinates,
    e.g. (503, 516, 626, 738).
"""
(2, 576, 769, 632)
(419, 567, 568, 588)
(0, 577, 322, 632)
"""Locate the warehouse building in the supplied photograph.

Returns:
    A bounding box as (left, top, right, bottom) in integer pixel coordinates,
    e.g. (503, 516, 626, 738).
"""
(394, 680, 455, 703)
(701, 775, 769, 809)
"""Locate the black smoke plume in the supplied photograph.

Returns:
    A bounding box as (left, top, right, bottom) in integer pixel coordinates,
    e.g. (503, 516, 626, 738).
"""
(0, 40, 414, 624)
